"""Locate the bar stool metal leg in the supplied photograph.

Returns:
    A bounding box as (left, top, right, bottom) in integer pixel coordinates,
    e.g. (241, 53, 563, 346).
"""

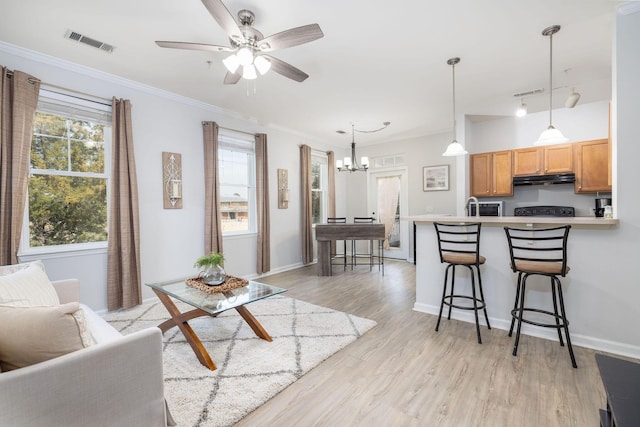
(556, 279, 577, 368)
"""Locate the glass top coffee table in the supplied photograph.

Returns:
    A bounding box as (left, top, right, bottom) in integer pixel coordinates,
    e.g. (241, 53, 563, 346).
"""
(146, 277, 286, 371)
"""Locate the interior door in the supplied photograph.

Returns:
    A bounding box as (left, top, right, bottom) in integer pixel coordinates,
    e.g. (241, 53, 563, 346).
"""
(368, 168, 408, 260)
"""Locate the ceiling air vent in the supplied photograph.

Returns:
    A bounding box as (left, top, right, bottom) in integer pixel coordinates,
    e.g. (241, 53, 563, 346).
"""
(64, 30, 115, 53)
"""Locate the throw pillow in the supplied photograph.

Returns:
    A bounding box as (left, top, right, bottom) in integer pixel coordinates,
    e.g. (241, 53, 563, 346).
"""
(0, 302, 94, 371)
(0, 261, 59, 307)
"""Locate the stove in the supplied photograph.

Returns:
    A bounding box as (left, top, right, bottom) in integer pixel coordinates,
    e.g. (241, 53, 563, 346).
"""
(513, 206, 575, 217)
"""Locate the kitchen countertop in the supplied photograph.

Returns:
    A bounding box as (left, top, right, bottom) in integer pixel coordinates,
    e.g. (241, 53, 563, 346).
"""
(406, 214, 618, 227)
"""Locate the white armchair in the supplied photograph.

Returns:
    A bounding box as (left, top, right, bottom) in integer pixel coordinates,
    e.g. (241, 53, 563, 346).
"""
(0, 277, 173, 426)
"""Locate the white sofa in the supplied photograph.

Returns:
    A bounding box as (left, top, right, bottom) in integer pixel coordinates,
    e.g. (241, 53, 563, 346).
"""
(0, 265, 173, 426)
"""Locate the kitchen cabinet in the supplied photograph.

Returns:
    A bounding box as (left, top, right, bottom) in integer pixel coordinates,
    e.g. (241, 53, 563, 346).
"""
(513, 144, 573, 176)
(470, 150, 512, 197)
(543, 143, 573, 174)
(574, 138, 611, 193)
(513, 147, 542, 176)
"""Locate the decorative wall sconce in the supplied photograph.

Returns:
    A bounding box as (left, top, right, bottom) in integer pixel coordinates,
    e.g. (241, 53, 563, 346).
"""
(278, 168, 289, 209)
(163, 152, 183, 209)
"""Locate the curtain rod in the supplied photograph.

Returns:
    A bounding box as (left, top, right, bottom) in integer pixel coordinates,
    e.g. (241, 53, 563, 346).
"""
(202, 122, 256, 137)
(4, 70, 40, 85)
(40, 83, 112, 107)
(298, 144, 333, 155)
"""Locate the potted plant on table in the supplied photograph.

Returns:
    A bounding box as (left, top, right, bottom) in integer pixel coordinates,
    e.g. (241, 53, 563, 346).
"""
(194, 252, 226, 286)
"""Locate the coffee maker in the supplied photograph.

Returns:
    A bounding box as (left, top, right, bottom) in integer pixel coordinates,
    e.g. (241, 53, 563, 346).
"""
(595, 197, 612, 217)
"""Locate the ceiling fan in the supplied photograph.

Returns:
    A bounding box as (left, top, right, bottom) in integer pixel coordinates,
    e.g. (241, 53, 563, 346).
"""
(155, 0, 324, 84)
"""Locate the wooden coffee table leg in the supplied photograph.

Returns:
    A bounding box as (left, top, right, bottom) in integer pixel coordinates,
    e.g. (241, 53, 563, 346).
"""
(153, 290, 217, 371)
(234, 305, 272, 342)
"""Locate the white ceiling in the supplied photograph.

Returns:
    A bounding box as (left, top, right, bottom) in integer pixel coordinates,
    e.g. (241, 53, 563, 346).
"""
(0, 0, 621, 147)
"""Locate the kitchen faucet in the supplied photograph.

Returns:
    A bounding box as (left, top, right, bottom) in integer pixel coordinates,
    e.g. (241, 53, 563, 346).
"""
(466, 196, 480, 217)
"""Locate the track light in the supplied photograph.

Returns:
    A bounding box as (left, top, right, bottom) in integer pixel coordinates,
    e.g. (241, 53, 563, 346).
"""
(565, 88, 581, 108)
(516, 99, 527, 117)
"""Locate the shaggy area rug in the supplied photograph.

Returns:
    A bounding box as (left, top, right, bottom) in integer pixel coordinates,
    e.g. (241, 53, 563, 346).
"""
(103, 295, 377, 427)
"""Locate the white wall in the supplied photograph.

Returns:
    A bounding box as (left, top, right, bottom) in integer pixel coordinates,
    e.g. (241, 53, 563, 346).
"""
(343, 132, 459, 219)
(1, 43, 334, 311)
(470, 100, 609, 152)
(415, 7, 640, 358)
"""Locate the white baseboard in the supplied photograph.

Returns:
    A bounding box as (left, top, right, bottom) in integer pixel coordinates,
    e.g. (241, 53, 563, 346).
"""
(413, 302, 640, 360)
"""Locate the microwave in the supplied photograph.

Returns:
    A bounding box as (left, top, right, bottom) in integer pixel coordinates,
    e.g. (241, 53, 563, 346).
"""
(468, 201, 503, 217)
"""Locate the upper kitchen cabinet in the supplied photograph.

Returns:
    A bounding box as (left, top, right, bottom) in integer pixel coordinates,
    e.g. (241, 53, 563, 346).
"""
(574, 138, 611, 193)
(513, 147, 542, 176)
(513, 144, 573, 176)
(470, 150, 513, 197)
(543, 144, 574, 174)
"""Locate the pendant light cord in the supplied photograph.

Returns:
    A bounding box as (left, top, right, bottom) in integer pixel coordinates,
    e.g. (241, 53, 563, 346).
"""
(452, 61, 457, 140)
(549, 31, 553, 127)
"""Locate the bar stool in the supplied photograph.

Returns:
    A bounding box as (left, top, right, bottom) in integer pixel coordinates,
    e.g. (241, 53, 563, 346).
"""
(504, 225, 577, 368)
(327, 217, 347, 270)
(433, 222, 491, 344)
(352, 217, 375, 270)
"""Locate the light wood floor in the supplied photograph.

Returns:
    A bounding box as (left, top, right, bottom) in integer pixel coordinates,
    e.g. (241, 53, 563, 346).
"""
(237, 259, 607, 427)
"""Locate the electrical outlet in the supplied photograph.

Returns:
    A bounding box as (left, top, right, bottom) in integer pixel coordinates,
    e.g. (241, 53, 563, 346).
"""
(426, 206, 434, 213)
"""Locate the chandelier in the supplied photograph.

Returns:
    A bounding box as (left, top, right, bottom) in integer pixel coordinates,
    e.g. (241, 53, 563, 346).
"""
(336, 122, 390, 173)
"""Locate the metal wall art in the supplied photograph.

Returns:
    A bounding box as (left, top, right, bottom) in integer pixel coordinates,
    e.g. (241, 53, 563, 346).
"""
(278, 168, 289, 209)
(163, 152, 183, 209)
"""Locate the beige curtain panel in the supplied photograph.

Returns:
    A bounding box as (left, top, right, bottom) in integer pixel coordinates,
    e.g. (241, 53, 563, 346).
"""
(107, 97, 142, 311)
(0, 67, 40, 266)
(255, 133, 270, 274)
(300, 144, 313, 264)
(203, 121, 223, 255)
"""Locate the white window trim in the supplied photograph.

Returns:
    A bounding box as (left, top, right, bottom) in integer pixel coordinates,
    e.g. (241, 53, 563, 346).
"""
(311, 151, 329, 226)
(218, 129, 256, 236)
(18, 91, 112, 257)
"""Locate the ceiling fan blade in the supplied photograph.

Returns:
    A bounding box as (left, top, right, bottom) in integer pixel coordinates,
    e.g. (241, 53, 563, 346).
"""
(155, 41, 234, 52)
(201, 0, 245, 44)
(264, 55, 309, 82)
(258, 24, 324, 52)
(224, 70, 242, 85)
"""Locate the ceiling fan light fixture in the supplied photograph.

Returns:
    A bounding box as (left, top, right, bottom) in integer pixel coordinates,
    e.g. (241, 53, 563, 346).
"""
(222, 54, 240, 73)
(254, 55, 271, 75)
(236, 47, 254, 66)
(242, 64, 257, 80)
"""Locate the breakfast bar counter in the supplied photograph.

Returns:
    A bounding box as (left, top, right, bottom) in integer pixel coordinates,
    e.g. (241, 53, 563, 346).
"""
(409, 214, 621, 353)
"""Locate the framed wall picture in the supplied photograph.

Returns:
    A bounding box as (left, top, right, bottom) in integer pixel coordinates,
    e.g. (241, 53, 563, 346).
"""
(423, 165, 449, 191)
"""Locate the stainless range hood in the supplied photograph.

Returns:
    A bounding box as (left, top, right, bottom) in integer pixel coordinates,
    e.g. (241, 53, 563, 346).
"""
(513, 172, 575, 186)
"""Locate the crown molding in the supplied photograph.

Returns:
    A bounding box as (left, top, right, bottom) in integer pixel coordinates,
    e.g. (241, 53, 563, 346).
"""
(618, 1, 640, 16)
(0, 41, 257, 124)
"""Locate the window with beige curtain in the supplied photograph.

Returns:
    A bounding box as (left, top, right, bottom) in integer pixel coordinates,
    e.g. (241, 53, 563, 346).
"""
(21, 89, 112, 254)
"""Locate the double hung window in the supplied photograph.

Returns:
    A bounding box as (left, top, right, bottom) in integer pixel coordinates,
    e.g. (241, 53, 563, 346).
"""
(22, 89, 111, 254)
(311, 153, 328, 225)
(218, 130, 256, 235)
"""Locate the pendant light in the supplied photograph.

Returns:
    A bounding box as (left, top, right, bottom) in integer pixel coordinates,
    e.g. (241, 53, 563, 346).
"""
(442, 57, 468, 156)
(534, 25, 569, 146)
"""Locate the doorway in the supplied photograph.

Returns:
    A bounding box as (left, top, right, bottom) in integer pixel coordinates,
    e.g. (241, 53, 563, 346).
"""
(368, 168, 409, 260)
